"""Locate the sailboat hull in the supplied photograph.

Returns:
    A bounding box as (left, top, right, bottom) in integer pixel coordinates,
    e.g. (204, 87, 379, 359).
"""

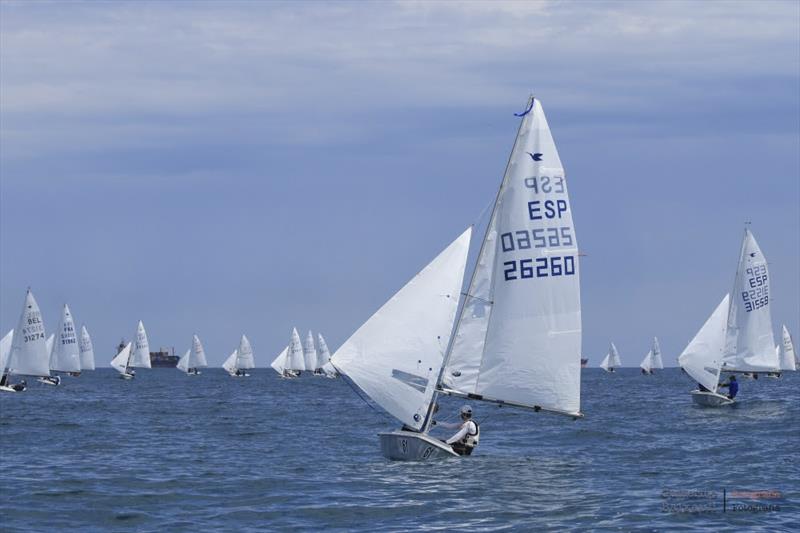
(118, 373, 134, 380)
(691, 390, 734, 407)
(378, 430, 460, 461)
(0, 384, 26, 393)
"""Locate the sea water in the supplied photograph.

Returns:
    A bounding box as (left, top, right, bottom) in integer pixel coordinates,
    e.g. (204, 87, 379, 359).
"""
(0, 368, 797, 531)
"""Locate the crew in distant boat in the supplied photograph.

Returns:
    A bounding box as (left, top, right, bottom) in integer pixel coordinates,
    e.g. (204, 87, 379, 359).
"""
(434, 405, 480, 456)
(718, 375, 738, 399)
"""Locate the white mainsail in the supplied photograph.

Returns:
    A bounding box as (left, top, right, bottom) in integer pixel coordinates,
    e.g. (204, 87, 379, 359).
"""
(441, 98, 582, 417)
(236, 335, 255, 369)
(303, 330, 317, 371)
(177, 349, 191, 373)
(640, 351, 653, 373)
(780, 325, 796, 371)
(678, 294, 729, 393)
(287, 328, 305, 371)
(8, 289, 51, 377)
(599, 353, 611, 372)
(0, 330, 14, 377)
(270, 346, 288, 375)
(45, 334, 54, 358)
(110, 342, 132, 375)
(651, 337, 664, 369)
(79, 325, 95, 371)
(192, 334, 209, 368)
(609, 343, 622, 368)
(222, 349, 238, 375)
(130, 320, 152, 368)
(331, 227, 472, 431)
(317, 333, 337, 377)
(49, 304, 81, 373)
(722, 230, 778, 372)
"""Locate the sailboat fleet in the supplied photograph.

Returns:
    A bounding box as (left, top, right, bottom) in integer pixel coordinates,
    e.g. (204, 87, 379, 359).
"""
(2, 97, 797, 462)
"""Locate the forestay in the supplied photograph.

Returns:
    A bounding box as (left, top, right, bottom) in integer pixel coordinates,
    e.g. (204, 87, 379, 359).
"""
(303, 330, 317, 371)
(441, 98, 582, 417)
(236, 335, 255, 369)
(192, 335, 209, 368)
(110, 343, 132, 375)
(678, 294, 729, 393)
(288, 328, 305, 371)
(331, 228, 471, 431)
(130, 321, 152, 368)
(9, 289, 51, 377)
(50, 304, 81, 373)
(270, 346, 288, 374)
(722, 230, 778, 372)
(79, 325, 95, 371)
(780, 325, 796, 371)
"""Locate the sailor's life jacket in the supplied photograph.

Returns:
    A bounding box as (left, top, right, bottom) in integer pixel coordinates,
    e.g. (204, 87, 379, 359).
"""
(451, 420, 480, 456)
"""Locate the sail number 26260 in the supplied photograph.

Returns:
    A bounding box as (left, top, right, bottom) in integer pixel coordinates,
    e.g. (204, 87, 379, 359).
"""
(503, 256, 576, 281)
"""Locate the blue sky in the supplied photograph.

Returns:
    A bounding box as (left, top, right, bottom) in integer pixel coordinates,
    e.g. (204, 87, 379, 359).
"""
(1, 0, 798, 367)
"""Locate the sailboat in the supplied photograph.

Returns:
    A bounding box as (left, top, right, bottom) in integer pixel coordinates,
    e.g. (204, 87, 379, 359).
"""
(331, 97, 583, 460)
(778, 324, 796, 373)
(270, 345, 290, 377)
(640, 337, 663, 375)
(48, 304, 82, 379)
(38, 334, 60, 385)
(317, 333, 337, 378)
(5, 289, 53, 391)
(130, 321, 153, 373)
(0, 329, 25, 392)
(304, 330, 321, 375)
(79, 325, 95, 372)
(287, 328, 305, 375)
(720, 229, 779, 376)
(110, 342, 134, 379)
(176, 349, 191, 374)
(223, 335, 255, 377)
(678, 295, 733, 406)
(600, 343, 621, 372)
(639, 351, 653, 375)
(177, 334, 208, 375)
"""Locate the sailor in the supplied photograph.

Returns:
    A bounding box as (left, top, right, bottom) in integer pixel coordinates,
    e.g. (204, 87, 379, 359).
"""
(435, 405, 480, 456)
(718, 375, 738, 399)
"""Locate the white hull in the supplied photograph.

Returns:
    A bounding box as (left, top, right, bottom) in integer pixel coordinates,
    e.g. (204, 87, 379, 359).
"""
(691, 390, 734, 407)
(118, 373, 134, 380)
(37, 376, 61, 386)
(0, 385, 25, 393)
(379, 430, 460, 461)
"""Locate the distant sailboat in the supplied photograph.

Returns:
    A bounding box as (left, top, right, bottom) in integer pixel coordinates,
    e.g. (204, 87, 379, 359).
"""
(286, 328, 305, 375)
(0, 329, 25, 392)
(176, 349, 191, 373)
(129, 321, 153, 372)
(47, 304, 81, 380)
(79, 325, 95, 371)
(223, 335, 254, 377)
(6, 290, 53, 390)
(270, 345, 291, 377)
(332, 97, 583, 460)
(303, 330, 320, 375)
(222, 349, 239, 377)
(177, 334, 208, 375)
(640, 337, 663, 375)
(600, 343, 621, 373)
(639, 351, 653, 375)
(678, 295, 733, 406)
(111, 342, 134, 379)
(778, 325, 796, 372)
(40, 334, 60, 385)
(317, 333, 337, 378)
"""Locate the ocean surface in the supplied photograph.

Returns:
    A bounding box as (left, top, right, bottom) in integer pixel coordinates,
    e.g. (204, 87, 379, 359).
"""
(1, 368, 797, 532)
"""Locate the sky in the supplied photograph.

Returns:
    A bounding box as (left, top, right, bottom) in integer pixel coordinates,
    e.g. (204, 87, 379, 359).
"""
(1, 0, 798, 367)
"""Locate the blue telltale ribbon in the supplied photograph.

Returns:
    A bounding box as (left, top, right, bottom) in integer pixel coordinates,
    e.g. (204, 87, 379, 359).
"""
(514, 98, 534, 117)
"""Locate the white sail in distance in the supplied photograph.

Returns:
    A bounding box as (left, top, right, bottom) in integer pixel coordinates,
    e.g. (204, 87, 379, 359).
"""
(8, 289, 51, 377)
(780, 325, 796, 371)
(441, 98, 582, 417)
(678, 294, 729, 393)
(130, 321, 152, 368)
(270, 346, 288, 375)
(609, 343, 622, 368)
(50, 304, 81, 373)
(79, 325, 95, 371)
(110, 343, 132, 375)
(177, 349, 191, 373)
(722, 230, 778, 372)
(331, 227, 471, 431)
(0, 330, 14, 377)
(192, 335, 208, 368)
(640, 351, 652, 373)
(651, 337, 664, 369)
(288, 328, 305, 371)
(222, 349, 238, 375)
(236, 335, 255, 369)
(303, 330, 317, 371)
(317, 333, 336, 376)
(599, 353, 611, 372)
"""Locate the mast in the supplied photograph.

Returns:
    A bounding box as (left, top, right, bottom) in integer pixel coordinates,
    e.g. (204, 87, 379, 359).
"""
(421, 96, 533, 433)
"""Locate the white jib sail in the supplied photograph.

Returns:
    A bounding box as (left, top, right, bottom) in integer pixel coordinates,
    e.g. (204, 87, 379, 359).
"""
(8, 289, 51, 377)
(599, 353, 611, 371)
(317, 333, 336, 375)
(110, 342, 132, 375)
(270, 346, 288, 374)
(303, 330, 317, 371)
(0, 329, 14, 375)
(50, 304, 81, 373)
(722, 229, 778, 372)
(609, 343, 622, 368)
(441, 98, 582, 416)
(130, 320, 152, 368)
(236, 335, 255, 369)
(780, 325, 796, 371)
(79, 325, 95, 371)
(651, 337, 664, 369)
(222, 349, 238, 375)
(331, 227, 472, 431)
(177, 349, 191, 373)
(678, 294, 730, 393)
(640, 350, 653, 373)
(288, 328, 305, 371)
(192, 334, 208, 368)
